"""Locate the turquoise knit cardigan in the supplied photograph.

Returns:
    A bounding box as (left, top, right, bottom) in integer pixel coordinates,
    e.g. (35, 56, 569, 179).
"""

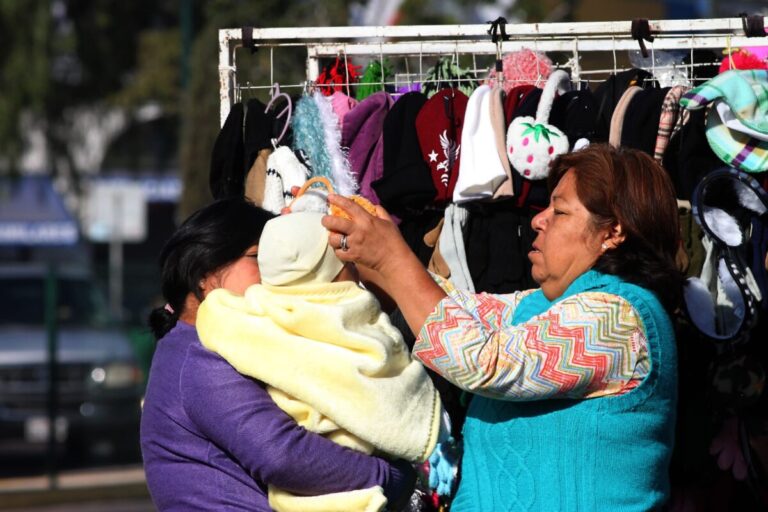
(451, 270, 678, 511)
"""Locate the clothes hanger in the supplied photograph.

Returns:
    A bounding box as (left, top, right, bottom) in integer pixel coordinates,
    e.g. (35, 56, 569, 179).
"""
(265, 83, 292, 146)
(341, 49, 352, 97)
(493, 37, 504, 91)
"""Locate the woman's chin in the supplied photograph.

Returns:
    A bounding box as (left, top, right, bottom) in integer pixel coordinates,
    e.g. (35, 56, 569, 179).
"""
(530, 267, 546, 286)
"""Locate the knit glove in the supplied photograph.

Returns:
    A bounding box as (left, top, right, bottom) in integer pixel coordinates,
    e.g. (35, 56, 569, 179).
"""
(428, 410, 458, 497)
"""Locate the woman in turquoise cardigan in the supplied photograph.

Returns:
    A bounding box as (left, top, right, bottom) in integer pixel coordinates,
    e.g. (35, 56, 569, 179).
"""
(323, 144, 681, 511)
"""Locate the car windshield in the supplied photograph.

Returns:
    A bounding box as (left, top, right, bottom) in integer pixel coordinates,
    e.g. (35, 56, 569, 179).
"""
(0, 276, 107, 326)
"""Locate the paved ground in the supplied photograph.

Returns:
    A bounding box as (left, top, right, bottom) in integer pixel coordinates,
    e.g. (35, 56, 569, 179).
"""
(3, 498, 154, 512)
(0, 464, 153, 511)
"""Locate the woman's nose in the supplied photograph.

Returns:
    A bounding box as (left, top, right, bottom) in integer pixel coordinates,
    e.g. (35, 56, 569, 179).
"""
(531, 209, 548, 231)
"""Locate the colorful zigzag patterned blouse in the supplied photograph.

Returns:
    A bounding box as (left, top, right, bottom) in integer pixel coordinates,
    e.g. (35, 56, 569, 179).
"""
(413, 279, 650, 400)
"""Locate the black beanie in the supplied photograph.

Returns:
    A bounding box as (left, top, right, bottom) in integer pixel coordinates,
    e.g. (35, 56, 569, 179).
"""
(549, 89, 598, 149)
(593, 68, 653, 143)
(662, 108, 722, 200)
(373, 91, 437, 216)
(209, 102, 245, 200)
(243, 98, 274, 171)
(621, 86, 668, 157)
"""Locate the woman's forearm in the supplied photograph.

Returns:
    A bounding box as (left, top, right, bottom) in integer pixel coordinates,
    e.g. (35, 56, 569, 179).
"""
(376, 246, 447, 336)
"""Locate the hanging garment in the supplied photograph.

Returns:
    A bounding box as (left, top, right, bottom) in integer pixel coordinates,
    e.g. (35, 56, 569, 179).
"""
(313, 92, 357, 196)
(356, 59, 393, 101)
(316, 56, 362, 97)
(506, 69, 571, 181)
(620, 86, 669, 156)
(608, 86, 641, 148)
(508, 88, 548, 209)
(593, 68, 654, 143)
(678, 207, 706, 279)
(421, 57, 478, 99)
(330, 91, 359, 130)
(453, 85, 509, 203)
(684, 167, 766, 342)
(292, 95, 334, 182)
(261, 146, 310, 215)
(750, 217, 768, 309)
(244, 148, 272, 206)
(342, 91, 393, 205)
(662, 108, 722, 201)
(415, 88, 468, 205)
(373, 91, 437, 217)
(293, 93, 355, 195)
(439, 204, 475, 293)
(489, 86, 515, 198)
(681, 70, 768, 174)
(719, 48, 768, 74)
(210, 102, 246, 200)
(653, 85, 690, 162)
(463, 200, 538, 294)
(485, 48, 553, 93)
(548, 88, 599, 149)
(423, 218, 451, 278)
(400, 211, 445, 268)
(243, 98, 275, 169)
(503, 84, 536, 125)
(242, 98, 278, 206)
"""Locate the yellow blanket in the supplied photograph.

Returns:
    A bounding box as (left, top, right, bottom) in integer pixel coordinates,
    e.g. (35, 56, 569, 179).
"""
(197, 281, 441, 512)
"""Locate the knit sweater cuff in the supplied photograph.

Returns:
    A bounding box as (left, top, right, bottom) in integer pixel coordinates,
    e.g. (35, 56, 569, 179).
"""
(382, 458, 416, 508)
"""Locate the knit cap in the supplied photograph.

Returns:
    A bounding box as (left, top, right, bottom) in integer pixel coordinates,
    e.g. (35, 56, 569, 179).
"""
(342, 91, 393, 204)
(373, 91, 436, 216)
(262, 146, 310, 215)
(415, 88, 469, 204)
(330, 92, 359, 130)
(453, 85, 509, 202)
(210, 102, 245, 200)
(258, 212, 344, 287)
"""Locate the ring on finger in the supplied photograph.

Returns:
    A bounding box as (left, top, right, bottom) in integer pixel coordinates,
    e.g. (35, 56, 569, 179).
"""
(340, 235, 349, 252)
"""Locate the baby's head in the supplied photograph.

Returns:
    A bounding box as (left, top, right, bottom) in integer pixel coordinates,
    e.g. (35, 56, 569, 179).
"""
(258, 211, 353, 286)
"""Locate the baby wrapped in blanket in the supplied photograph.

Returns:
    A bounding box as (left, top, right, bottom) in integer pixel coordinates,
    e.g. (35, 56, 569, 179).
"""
(196, 211, 443, 512)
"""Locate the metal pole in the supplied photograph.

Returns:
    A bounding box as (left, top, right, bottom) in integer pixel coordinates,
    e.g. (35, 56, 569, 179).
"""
(109, 193, 123, 322)
(45, 263, 59, 489)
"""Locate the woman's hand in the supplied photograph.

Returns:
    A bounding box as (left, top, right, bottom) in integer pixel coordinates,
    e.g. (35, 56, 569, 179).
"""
(321, 194, 410, 276)
(322, 193, 447, 337)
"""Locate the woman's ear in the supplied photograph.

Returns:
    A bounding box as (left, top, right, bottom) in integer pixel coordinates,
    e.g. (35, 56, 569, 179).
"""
(604, 223, 626, 250)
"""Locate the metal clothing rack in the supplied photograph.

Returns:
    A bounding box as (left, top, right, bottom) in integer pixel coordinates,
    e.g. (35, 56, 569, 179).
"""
(218, 17, 767, 126)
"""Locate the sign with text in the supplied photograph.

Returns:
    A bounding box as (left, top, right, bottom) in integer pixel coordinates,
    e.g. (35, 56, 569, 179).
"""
(84, 181, 147, 243)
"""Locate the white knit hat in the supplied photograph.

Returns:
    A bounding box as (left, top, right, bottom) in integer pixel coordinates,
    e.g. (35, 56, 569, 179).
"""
(453, 85, 509, 203)
(262, 146, 310, 215)
(257, 212, 344, 286)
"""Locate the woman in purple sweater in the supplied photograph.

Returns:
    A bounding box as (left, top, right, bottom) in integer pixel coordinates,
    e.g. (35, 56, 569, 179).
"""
(140, 198, 414, 511)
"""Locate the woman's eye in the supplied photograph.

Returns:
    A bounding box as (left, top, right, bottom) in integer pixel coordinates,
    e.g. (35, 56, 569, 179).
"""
(246, 253, 258, 259)
(553, 209, 565, 216)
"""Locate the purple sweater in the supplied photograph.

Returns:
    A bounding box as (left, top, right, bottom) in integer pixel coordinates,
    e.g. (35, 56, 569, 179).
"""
(140, 321, 410, 511)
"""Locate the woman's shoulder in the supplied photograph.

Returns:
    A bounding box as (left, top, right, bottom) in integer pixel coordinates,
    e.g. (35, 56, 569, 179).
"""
(565, 271, 665, 310)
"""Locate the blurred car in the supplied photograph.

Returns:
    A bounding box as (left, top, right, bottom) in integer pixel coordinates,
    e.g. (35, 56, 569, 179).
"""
(0, 263, 144, 462)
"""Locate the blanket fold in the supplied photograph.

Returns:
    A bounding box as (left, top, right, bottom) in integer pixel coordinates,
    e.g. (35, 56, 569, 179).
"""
(197, 281, 441, 512)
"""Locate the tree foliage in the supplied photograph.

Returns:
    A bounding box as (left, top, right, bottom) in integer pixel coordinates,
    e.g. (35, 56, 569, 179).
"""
(0, 0, 185, 176)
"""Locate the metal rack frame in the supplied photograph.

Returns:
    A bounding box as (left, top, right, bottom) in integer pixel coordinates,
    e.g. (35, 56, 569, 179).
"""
(218, 17, 767, 126)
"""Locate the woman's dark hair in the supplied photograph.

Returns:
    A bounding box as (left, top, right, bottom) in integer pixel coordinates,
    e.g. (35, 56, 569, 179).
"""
(148, 198, 275, 339)
(548, 144, 683, 311)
